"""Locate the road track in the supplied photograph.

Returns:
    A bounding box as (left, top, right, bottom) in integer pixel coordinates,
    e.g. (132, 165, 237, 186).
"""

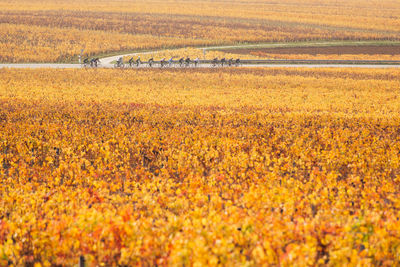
(1, 43, 400, 69)
(1, 63, 400, 69)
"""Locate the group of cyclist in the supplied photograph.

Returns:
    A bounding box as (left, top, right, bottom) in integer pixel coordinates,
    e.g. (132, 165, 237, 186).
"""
(82, 57, 100, 67)
(212, 57, 241, 67)
(82, 56, 242, 68)
(117, 56, 201, 68)
(115, 56, 241, 68)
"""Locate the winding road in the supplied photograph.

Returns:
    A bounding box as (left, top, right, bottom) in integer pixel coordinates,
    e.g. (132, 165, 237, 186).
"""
(1, 63, 399, 69)
(1, 43, 400, 69)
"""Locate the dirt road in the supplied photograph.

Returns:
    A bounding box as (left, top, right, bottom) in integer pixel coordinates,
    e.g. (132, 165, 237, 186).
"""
(1, 42, 400, 69)
(1, 63, 399, 69)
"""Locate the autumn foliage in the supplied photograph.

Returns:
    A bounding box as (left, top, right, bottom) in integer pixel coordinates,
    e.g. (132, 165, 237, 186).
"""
(0, 68, 400, 266)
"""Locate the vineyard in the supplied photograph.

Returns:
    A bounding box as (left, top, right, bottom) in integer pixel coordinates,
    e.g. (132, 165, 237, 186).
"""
(1, 0, 400, 62)
(1, 68, 400, 266)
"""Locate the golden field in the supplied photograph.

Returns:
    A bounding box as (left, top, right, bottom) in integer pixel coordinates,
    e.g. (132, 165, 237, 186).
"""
(0, 24, 213, 63)
(1, 0, 400, 62)
(1, 68, 400, 266)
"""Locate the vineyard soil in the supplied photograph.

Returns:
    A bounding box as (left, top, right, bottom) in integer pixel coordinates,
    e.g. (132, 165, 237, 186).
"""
(221, 45, 400, 60)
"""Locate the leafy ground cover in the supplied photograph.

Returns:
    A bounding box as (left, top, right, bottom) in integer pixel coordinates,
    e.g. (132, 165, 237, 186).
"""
(0, 68, 400, 266)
